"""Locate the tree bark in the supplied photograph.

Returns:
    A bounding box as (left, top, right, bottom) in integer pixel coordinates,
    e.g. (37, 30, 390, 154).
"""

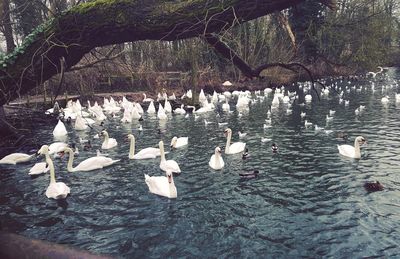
(0, 0, 335, 107)
(0, 0, 16, 53)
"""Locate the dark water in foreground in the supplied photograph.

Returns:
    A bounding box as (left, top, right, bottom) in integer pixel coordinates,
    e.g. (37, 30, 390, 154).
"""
(1, 68, 400, 258)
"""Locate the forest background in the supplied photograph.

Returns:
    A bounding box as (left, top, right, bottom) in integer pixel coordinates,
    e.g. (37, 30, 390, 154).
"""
(0, 0, 399, 101)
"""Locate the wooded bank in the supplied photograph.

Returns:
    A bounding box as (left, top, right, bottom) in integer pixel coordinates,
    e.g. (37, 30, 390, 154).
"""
(0, 0, 336, 107)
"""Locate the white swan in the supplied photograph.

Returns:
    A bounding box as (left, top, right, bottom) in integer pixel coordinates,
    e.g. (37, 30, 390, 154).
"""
(37, 145, 70, 199)
(159, 141, 181, 173)
(48, 142, 68, 158)
(170, 136, 188, 148)
(101, 130, 118, 149)
(74, 114, 88, 131)
(381, 96, 389, 104)
(337, 136, 366, 159)
(209, 146, 224, 170)
(222, 81, 233, 86)
(52, 120, 68, 137)
(143, 93, 154, 102)
(174, 104, 186, 115)
(29, 162, 49, 175)
(222, 99, 230, 112)
(164, 100, 172, 113)
(157, 105, 168, 120)
(0, 152, 34, 165)
(199, 89, 207, 103)
(305, 94, 312, 102)
(147, 101, 156, 113)
(144, 170, 177, 198)
(238, 131, 247, 138)
(128, 134, 161, 159)
(62, 147, 119, 172)
(223, 128, 246, 154)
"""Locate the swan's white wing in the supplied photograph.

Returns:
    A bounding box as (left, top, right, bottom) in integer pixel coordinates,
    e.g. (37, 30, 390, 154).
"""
(1, 153, 33, 164)
(136, 147, 160, 157)
(29, 162, 49, 175)
(48, 142, 68, 154)
(102, 138, 118, 149)
(209, 155, 224, 170)
(228, 142, 246, 154)
(46, 182, 70, 199)
(133, 153, 157, 159)
(209, 154, 216, 168)
(176, 137, 188, 147)
(337, 144, 355, 157)
(75, 156, 118, 171)
(160, 160, 181, 173)
(145, 174, 169, 197)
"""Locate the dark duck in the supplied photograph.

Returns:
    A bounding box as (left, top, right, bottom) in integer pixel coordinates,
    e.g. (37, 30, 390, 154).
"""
(83, 140, 92, 151)
(271, 143, 278, 153)
(364, 181, 384, 192)
(239, 170, 259, 179)
(242, 148, 249, 160)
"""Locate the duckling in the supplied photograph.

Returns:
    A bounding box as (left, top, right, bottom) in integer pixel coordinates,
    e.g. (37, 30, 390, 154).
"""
(242, 148, 249, 160)
(364, 181, 384, 192)
(239, 170, 259, 179)
(83, 140, 92, 151)
(271, 143, 278, 153)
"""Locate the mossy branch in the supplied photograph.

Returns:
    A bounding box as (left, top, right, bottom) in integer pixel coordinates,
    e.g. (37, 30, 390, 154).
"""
(0, 0, 335, 106)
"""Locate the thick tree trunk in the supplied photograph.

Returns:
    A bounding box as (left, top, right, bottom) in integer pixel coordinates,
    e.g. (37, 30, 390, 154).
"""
(0, 0, 16, 53)
(0, 0, 335, 106)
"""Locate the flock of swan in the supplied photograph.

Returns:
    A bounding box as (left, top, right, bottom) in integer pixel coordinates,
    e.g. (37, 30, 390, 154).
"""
(1, 71, 399, 198)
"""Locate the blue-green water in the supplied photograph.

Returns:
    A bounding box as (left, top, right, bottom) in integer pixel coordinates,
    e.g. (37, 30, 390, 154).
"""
(1, 68, 400, 258)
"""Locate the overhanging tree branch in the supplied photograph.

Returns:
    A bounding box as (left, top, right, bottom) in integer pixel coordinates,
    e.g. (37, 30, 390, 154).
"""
(0, 0, 335, 106)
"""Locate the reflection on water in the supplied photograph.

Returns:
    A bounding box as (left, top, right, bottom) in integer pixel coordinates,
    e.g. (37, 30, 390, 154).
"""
(1, 68, 400, 258)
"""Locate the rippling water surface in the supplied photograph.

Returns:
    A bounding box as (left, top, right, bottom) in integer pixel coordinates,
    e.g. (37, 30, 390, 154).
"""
(1, 68, 400, 258)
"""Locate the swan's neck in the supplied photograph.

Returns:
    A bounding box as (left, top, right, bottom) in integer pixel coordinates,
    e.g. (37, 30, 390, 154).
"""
(225, 132, 232, 153)
(354, 139, 361, 157)
(67, 149, 75, 172)
(45, 153, 56, 184)
(103, 134, 109, 145)
(215, 152, 222, 168)
(160, 143, 166, 162)
(129, 138, 135, 159)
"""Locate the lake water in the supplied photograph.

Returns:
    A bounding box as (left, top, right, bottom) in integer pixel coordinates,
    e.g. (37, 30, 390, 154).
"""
(1, 68, 400, 258)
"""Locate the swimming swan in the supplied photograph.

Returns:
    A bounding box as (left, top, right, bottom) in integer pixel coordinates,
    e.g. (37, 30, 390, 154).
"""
(170, 136, 188, 148)
(337, 136, 366, 159)
(128, 134, 161, 159)
(62, 147, 119, 172)
(53, 120, 68, 137)
(144, 170, 177, 198)
(0, 152, 34, 165)
(37, 145, 70, 199)
(159, 140, 181, 173)
(29, 162, 49, 175)
(223, 128, 246, 154)
(101, 130, 118, 149)
(209, 146, 224, 170)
